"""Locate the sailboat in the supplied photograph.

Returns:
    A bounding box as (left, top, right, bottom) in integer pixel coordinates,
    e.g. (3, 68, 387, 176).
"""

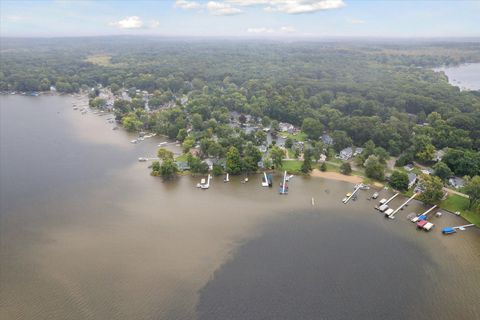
(279, 171, 289, 195)
(262, 172, 269, 187)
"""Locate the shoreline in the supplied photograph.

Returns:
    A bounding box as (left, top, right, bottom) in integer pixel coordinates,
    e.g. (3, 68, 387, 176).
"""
(309, 169, 363, 184)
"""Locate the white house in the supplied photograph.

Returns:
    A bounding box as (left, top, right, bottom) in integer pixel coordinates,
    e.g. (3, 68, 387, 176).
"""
(339, 147, 353, 161)
(353, 147, 364, 157)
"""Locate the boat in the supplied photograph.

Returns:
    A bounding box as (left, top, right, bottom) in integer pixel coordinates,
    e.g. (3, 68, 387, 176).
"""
(200, 175, 211, 189)
(73, 106, 78, 110)
(131, 139, 138, 144)
(342, 197, 348, 202)
(372, 192, 379, 199)
(286, 174, 294, 182)
(138, 157, 147, 162)
(346, 192, 352, 197)
(442, 227, 456, 235)
(262, 172, 269, 187)
(224, 173, 230, 183)
(158, 142, 168, 147)
(360, 184, 370, 190)
(279, 171, 288, 195)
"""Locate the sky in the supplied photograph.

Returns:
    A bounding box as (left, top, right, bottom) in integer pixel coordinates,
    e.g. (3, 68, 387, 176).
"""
(1, 0, 479, 38)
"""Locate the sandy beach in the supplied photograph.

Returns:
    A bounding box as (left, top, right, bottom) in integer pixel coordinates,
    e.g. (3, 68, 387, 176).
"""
(310, 169, 363, 184)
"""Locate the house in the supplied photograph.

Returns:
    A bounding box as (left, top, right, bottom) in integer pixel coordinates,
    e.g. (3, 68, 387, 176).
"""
(321, 134, 333, 146)
(339, 147, 353, 161)
(279, 122, 296, 134)
(319, 154, 327, 162)
(404, 164, 414, 172)
(449, 176, 465, 189)
(175, 161, 190, 171)
(407, 173, 417, 189)
(421, 168, 434, 175)
(259, 145, 268, 153)
(434, 149, 445, 162)
(353, 147, 364, 157)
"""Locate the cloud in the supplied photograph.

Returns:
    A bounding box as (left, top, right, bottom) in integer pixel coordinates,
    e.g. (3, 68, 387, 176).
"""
(174, 0, 201, 10)
(279, 26, 296, 33)
(228, 0, 345, 14)
(349, 18, 366, 25)
(247, 27, 274, 33)
(149, 20, 161, 28)
(247, 26, 297, 34)
(207, 1, 243, 15)
(110, 16, 144, 29)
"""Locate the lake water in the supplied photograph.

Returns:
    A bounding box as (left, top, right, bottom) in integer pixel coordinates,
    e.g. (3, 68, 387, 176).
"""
(1, 95, 479, 320)
(435, 63, 480, 91)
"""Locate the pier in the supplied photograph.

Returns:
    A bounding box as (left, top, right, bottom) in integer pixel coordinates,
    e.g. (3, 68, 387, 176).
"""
(387, 192, 419, 219)
(379, 193, 399, 206)
(411, 205, 437, 222)
(442, 224, 475, 234)
(343, 184, 362, 204)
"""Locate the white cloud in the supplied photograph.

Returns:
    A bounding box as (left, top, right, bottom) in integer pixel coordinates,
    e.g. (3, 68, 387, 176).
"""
(247, 27, 274, 33)
(349, 18, 366, 25)
(149, 20, 161, 28)
(280, 26, 296, 33)
(247, 26, 297, 34)
(207, 1, 243, 15)
(110, 16, 144, 29)
(174, 0, 201, 10)
(228, 0, 345, 14)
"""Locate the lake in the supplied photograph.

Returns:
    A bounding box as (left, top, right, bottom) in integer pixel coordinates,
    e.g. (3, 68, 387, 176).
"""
(1, 95, 479, 320)
(434, 63, 480, 91)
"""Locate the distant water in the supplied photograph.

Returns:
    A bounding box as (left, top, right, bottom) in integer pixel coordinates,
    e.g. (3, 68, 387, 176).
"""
(1, 95, 479, 320)
(435, 63, 480, 91)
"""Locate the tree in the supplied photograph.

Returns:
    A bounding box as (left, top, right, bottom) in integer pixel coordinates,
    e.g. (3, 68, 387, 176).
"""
(332, 130, 352, 153)
(364, 155, 385, 180)
(340, 162, 352, 175)
(419, 174, 444, 205)
(160, 158, 178, 180)
(285, 137, 293, 149)
(320, 162, 327, 172)
(176, 128, 187, 142)
(413, 134, 435, 162)
(433, 162, 453, 181)
(226, 146, 242, 175)
(301, 149, 313, 173)
(463, 176, 480, 210)
(191, 113, 203, 131)
(157, 148, 174, 160)
(390, 170, 409, 191)
(150, 161, 161, 176)
(243, 143, 262, 173)
(182, 136, 195, 153)
(301, 117, 323, 140)
(270, 146, 284, 169)
(122, 114, 142, 132)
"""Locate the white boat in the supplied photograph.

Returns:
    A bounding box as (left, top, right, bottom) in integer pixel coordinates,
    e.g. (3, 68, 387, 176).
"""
(138, 157, 147, 162)
(131, 139, 138, 144)
(244, 177, 249, 183)
(372, 192, 379, 199)
(261, 172, 269, 187)
(342, 197, 347, 202)
(286, 175, 294, 182)
(158, 142, 168, 147)
(200, 175, 211, 189)
(73, 106, 78, 110)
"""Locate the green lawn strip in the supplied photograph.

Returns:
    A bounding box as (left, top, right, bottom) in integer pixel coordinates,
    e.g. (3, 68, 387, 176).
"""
(281, 160, 303, 174)
(440, 194, 480, 227)
(175, 153, 189, 162)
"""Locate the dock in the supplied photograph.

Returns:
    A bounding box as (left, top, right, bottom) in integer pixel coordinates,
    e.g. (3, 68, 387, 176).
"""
(379, 193, 399, 206)
(343, 184, 362, 204)
(411, 205, 437, 222)
(442, 224, 475, 234)
(387, 192, 419, 219)
(262, 172, 269, 187)
(279, 171, 288, 195)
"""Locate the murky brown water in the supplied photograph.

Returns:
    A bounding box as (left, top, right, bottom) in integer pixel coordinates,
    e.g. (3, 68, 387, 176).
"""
(1, 95, 479, 319)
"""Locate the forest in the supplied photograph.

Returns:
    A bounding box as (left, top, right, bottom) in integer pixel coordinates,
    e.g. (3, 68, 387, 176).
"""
(1, 37, 480, 181)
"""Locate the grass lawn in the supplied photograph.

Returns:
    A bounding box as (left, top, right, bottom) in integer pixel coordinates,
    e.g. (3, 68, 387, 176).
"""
(441, 194, 480, 227)
(282, 131, 308, 142)
(175, 153, 189, 162)
(281, 160, 303, 173)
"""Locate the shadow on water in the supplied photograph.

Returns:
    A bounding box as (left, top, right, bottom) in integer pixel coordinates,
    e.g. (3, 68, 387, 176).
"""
(196, 211, 437, 320)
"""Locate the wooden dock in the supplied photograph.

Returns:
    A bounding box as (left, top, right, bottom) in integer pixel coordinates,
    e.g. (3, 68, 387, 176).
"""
(343, 184, 362, 204)
(387, 192, 419, 219)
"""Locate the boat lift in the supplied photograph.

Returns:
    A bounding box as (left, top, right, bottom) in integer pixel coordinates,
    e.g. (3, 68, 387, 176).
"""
(343, 184, 362, 204)
(442, 224, 475, 235)
(387, 192, 419, 219)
